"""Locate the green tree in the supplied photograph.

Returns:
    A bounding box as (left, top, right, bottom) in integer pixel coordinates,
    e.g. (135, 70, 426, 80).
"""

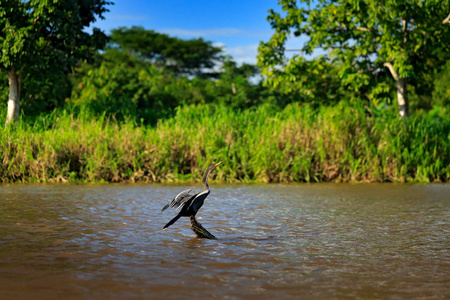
(0, 0, 111, 125)
(109, 26, 224, 78)
(70, 54, 214, 124)
(432, 60, 450, 107)
(258, 0, 450, 117)
(212, 60, 268, 109)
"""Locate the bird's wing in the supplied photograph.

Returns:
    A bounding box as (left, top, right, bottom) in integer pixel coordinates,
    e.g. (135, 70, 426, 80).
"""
(174, 189, 193, 202)
(161, 189, 193, 212)
(191, 189, 210, 213)
(171, 190, 193, 211)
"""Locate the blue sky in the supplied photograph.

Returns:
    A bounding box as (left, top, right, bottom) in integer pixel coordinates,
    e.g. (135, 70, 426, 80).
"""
(92, 0, 283, 65)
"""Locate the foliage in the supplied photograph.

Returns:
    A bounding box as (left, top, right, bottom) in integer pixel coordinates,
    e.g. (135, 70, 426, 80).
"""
(70, 57, 203, 125)
(432, 60, 450, 107)
(205, 60, 271, 109)
(0, 0, 112, 120)
(258, 0, 450, 109)
(0, 71, 6, 109)
(70, 50, 273, 123)
(259, 54, 350, 105)
(2, 2, 449, 185)
(1, 102, 449, 183)
(0, 0, 110, 72)
(109, 26, 224, 78)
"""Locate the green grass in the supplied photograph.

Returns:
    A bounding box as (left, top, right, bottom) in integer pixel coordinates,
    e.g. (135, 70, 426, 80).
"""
(1, 102, 449, 183)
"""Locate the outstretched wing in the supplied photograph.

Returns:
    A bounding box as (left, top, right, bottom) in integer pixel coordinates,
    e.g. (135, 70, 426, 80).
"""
(161, 189, 193, 212)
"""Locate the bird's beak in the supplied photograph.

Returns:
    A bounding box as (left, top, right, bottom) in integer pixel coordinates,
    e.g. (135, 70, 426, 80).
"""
(214, 161, 222, 167)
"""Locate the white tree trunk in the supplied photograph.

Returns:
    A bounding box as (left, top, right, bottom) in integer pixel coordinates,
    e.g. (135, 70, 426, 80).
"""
(396, 77, 409, 118)
(383, 62, 410, 118)
(5, 68, 22, 125)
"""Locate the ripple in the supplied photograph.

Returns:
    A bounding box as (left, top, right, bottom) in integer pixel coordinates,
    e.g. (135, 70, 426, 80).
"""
(1, 183, 450, 299)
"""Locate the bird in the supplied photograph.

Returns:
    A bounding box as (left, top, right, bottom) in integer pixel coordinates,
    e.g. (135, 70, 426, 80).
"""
(161, 162, 221, 230)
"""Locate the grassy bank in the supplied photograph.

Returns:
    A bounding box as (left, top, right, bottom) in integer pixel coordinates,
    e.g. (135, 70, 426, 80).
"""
(1, 102, 449, 183)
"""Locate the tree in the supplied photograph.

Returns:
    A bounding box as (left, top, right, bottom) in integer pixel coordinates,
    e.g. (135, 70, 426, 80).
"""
(258, 0, 450, 117)
(432, 60, 450, 107)
(70, 58, 203, 125)
(0, 0, 111, 125)
(212, 60, 268, 109)
(109, 26, 224, 78)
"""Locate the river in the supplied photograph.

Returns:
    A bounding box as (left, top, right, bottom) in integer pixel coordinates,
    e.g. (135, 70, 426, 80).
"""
(1, 183, 449, 299)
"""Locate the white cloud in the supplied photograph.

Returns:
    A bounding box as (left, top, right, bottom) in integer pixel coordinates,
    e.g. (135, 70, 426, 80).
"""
(224, 44, 259, 65)
(160, 28, 270, 38)
(213, 42, 226, 48)
(161, 28, 242, 37)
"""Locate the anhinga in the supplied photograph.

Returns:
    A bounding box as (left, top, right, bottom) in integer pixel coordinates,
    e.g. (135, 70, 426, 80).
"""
(161, 162, 221, 236)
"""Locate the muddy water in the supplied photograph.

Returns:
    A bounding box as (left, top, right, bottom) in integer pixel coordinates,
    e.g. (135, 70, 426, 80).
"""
(0, 184, 449, 299)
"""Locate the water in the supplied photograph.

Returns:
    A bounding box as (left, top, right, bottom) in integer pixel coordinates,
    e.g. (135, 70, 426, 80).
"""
(1, 183, 449, 299)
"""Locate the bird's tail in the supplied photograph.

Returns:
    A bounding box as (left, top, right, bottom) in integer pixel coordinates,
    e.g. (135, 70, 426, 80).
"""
(163, 214, 182, 230)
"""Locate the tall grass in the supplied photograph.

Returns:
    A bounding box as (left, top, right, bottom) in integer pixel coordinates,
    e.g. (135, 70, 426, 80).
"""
(1, 102, 449, 183)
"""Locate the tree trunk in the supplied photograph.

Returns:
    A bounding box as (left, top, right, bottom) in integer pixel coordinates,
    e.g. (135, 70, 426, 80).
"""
(189, 216, 217, 239)
(5, 68, 23, 126)
(383, 62, 410, 118)
(396, 77, 409, 118)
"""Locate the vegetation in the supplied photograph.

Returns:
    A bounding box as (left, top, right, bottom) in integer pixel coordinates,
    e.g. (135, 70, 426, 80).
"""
(258, 0, 450, 117)
(1, 2, 449, 184)
(1, 103, 449, 183)
(0, 0, 111, 124)
(109, 26, 224, 78)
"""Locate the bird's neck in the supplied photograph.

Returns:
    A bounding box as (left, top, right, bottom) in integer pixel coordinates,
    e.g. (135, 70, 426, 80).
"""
(202, 169, 212, 191)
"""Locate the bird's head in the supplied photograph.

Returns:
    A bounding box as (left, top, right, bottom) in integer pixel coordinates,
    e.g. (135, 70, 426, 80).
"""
(211, 161, 222, 169)
(202, 162, 222, 189)
(206, 161, 221, 171)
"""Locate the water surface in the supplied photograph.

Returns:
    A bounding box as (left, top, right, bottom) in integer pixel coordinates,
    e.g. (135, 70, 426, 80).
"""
(1, 184, 449, 299)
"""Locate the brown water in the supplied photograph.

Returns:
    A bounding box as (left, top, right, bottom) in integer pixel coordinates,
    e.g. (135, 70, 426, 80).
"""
(0, 184, 449, 299)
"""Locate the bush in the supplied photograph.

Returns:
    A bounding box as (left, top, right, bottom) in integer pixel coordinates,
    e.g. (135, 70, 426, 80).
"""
(1, 102, 449, 183)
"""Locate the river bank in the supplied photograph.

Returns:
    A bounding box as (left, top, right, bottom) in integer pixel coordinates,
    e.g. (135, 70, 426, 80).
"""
(1, 102, 449, 183)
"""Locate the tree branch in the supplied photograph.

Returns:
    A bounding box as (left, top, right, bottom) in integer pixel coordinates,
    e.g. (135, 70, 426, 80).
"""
(355, 26, 372, 32)
(443, 13, 450, 24)
(402, 18, 408, 43)
(354, 26, 381, 38)
(383, 62, 398, 81)
(190, 216, 217, 239)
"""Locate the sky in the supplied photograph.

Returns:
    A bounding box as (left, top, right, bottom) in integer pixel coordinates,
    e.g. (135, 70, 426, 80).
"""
(91, 0, 286, 65)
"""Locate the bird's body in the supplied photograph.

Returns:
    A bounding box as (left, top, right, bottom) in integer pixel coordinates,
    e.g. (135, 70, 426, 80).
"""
(162, 162, 221, 230)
